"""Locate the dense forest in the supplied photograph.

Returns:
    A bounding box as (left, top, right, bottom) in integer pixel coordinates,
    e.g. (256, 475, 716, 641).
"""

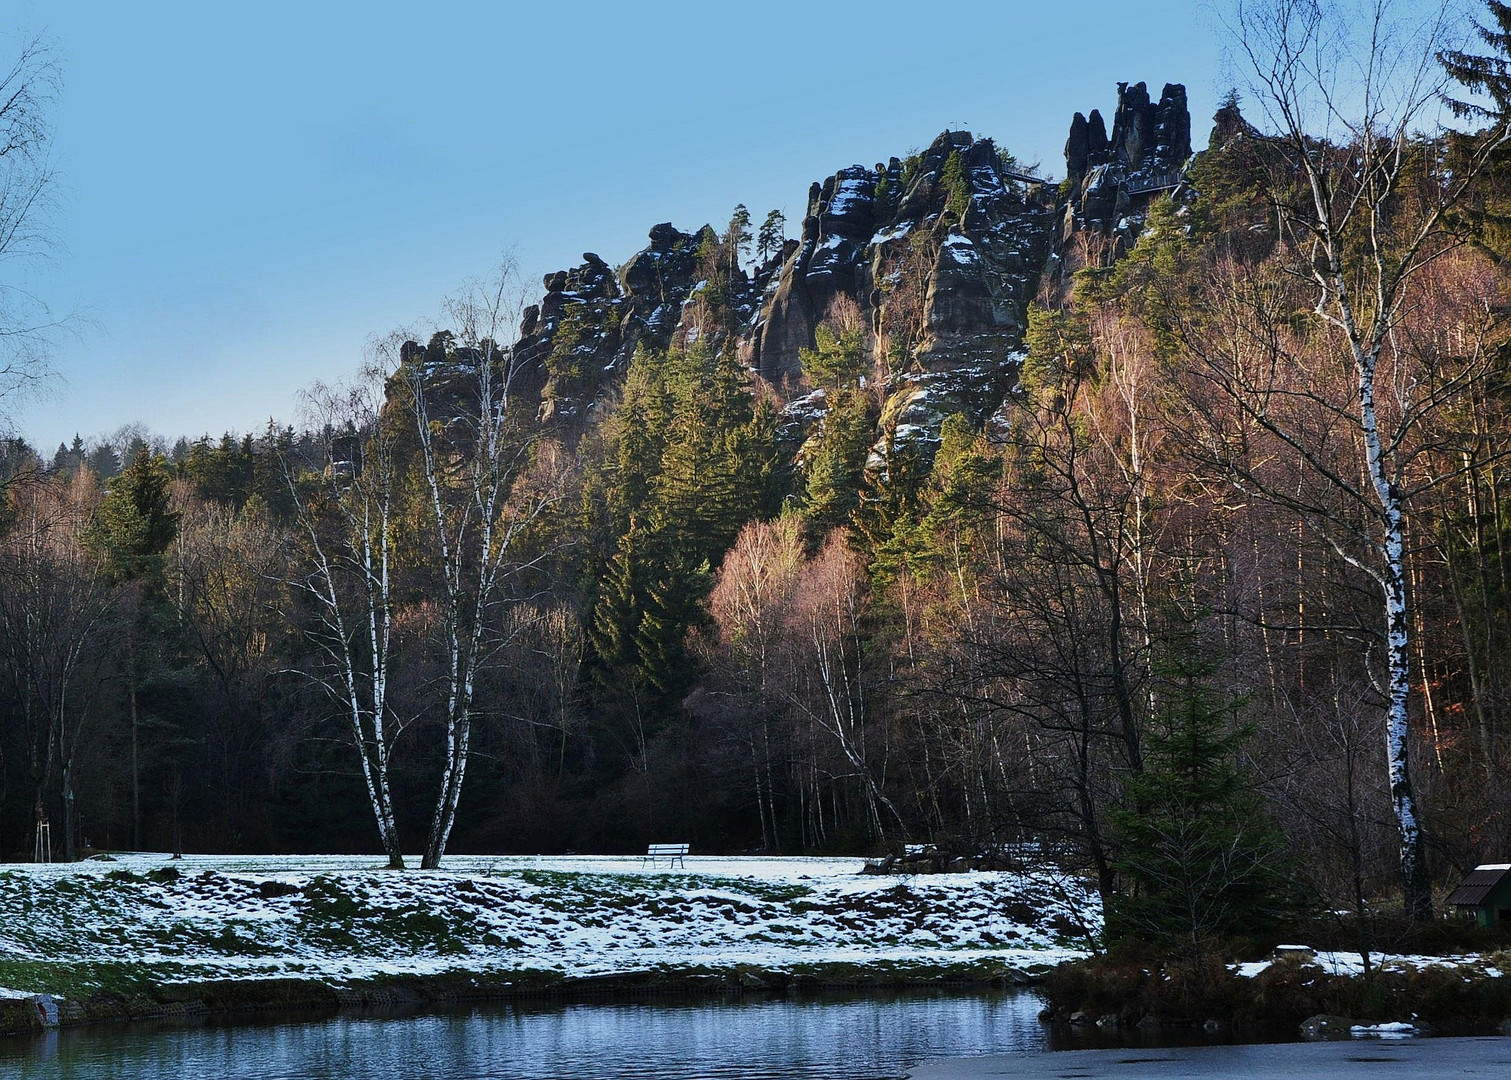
(4, 1, 1511, 934)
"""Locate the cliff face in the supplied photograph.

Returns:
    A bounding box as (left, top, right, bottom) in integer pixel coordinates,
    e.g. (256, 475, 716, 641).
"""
(509, 79, 1193, 451)
(512, 223, 710, 424)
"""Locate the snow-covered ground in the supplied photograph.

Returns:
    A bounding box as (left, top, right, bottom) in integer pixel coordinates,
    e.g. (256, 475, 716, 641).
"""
(1233, 951, 1505, 979)
(0, 854, 1101, 995)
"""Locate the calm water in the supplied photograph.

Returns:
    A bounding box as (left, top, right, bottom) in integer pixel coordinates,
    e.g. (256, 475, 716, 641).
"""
(7, 991, 1495, 1079)
(1, 991, 1054, 1080)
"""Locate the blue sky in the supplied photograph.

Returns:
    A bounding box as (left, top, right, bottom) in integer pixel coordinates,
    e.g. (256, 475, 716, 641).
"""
(11, 0, 1225, 450)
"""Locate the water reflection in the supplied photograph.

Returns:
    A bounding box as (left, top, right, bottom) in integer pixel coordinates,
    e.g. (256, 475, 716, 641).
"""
(1, 990, 1052, 1080)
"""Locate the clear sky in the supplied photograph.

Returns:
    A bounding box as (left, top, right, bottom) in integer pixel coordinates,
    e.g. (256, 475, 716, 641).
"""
(11, 0, 1225, 451)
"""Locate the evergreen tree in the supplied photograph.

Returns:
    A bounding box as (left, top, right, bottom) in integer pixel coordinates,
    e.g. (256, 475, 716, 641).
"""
(851, 436, 929, 567)
(1442, 2, 1511, 124)
(802, 389, 875, 538)
(799, 323, 869, 390)
(756, 209, 787, 263)
(83, 444, 184, 849)
(85, 446, 179, 588)
(1441, 2, 1511, 254)
(588, 522, 648, 697)
(1109, 633, 1292, 959)
(87, 442, 121, 480)
(725, 203, 753, 275)
(941, 149, 970, 221)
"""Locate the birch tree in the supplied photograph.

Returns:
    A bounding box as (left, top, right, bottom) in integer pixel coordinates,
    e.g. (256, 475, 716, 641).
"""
(396, 266, 561, 869)
(1213, 0, 1511, 919)
(283, 375, 407, 868)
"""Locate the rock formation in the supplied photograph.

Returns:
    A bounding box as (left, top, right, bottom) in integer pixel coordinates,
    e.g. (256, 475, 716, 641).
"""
(1061, 81, 1193, 258)
(513, 224, 708, 424)
(507, 80, 1193, 456)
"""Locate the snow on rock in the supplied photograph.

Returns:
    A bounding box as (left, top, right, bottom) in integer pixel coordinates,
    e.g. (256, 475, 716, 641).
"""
(0, 855, 1100, 990)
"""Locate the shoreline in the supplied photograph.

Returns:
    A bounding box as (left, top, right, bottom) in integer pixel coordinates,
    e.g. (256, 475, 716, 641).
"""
(0, 962, 1039, 1038)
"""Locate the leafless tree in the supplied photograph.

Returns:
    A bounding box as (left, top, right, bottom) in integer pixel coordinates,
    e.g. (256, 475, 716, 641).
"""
(395, 263, 564, 868)
(283, 373, 408, 868)
(169, 492, 288, 843)
(0, 472, 116, 861)
(0, 33, 63, 431)
(700, 513, 806, 850)
(1203, 0, 1511, 919)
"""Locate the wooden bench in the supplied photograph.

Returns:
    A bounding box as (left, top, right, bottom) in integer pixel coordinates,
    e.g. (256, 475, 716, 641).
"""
(642, 843, 689, 869)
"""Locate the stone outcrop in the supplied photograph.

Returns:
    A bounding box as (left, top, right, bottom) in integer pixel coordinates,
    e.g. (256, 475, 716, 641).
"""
(507, 80, 1191, 453)
(514, 224, 706, 424)
(1061, 81, 1192, 258)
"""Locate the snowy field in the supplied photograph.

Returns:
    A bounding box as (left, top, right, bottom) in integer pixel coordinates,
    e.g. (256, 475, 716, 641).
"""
(0, 854, 1101, 997)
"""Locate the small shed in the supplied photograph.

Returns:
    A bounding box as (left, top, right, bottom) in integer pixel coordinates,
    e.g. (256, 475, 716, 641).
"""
(1446, 864, 1511, 928)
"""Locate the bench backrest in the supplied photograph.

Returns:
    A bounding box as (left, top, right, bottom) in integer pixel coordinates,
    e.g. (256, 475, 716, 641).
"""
(646, 843, 689, 855)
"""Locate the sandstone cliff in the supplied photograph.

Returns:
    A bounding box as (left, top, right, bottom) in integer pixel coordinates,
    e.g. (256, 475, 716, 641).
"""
(508, 79, 1194, 456)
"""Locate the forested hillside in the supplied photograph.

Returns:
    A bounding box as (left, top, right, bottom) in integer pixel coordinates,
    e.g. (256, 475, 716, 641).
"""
(3, 14, 1511, 931)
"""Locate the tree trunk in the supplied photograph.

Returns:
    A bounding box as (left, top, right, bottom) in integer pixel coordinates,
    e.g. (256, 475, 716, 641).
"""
(1359, 351, 1432, 921)
(62, 761, 75, 862)
(422, 714, 470, 869)
(130, 682, 140, 850)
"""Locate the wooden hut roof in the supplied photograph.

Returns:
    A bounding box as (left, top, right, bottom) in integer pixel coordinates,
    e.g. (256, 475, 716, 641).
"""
(1447, 864, 1511, 907)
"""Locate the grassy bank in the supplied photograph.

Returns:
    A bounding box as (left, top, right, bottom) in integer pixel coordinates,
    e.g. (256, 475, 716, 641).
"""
(0, 854, 1099, 1035)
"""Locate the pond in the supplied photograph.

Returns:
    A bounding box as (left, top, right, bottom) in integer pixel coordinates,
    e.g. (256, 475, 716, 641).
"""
(2, 990, 1505, 1080)
(5, 990, 1046, 1080)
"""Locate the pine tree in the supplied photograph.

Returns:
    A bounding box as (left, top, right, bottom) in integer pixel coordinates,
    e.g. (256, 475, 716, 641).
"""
(941, 150, 970, 221)
(86, 442, 120, 480)
(84, 444, 184, 850)
(799, 323, 869, 390)
(1442, 2, 1511, 123)
(589, 523, 647, 694)
(757, 209, 787, 263)
(1441, 2, 1511, 253)
(852, 437, 929, 567)
(802, 389, 875, 538)
(1109, 634, 1292, 959)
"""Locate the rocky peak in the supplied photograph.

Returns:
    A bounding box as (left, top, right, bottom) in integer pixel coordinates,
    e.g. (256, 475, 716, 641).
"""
(516, 223, 706, 427)
(1208, 94, 1257, 149)
(508, 80, 1190, 456)
(1060, 80, 1192, 257)
(1065, 110, 1112, 182)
